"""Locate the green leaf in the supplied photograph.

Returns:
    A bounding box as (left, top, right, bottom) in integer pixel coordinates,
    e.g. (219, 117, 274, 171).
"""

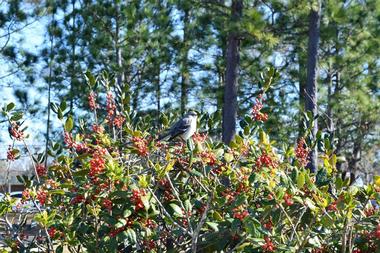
(305, 198, 318, 212)
(190, 169, 203, 177)
(259, 129, 269, 145)
(10, 112, 23, 121)
(169, 203, 183, 217)
(60, 101, 67, 112)
(72, 169, 88, 177)
(56, 245, 63, 253)
(116, 218, 127, 228)
(224, 152, 234, 163)
(141, 195, 150, 211)
(308, 236, 321, 247)
(6, 102, 15, 112)
(85, 71, 96, 87)
(125, 228, 137, 244)
(65, 116, 74, 132)
(212, 211, 223, 221)
(123, 209, 132, 218)
(161, 113, 169, 126)
(50, 189, 65, 195)
(206, 222, 219, 232)
(374, 176, 380, 187)
(57, 108, 63, 120)
(50, 103, 58, 113)
(297, 171, 305, 188)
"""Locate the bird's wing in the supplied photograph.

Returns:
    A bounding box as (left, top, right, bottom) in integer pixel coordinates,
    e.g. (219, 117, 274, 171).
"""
(169, 116, 192, 138)
(157, 116, 192, 141)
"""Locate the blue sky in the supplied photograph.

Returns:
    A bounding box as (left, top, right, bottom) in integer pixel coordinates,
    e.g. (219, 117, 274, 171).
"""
(0, 13, 47, 158)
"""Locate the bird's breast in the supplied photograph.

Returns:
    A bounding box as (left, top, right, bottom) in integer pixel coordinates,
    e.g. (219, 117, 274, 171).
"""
(181, 118, 196, 140)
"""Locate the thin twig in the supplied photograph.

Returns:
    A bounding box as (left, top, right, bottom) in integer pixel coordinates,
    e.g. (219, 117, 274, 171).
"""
(279, 203, 301, 243)
(147, 187, 192, 237)
(191, 193, 213, 253)
(290, 207, 306, 242)
(227, 235, 248, 253)
(165, 173, 194, 234)
(22, 140, 40, 183)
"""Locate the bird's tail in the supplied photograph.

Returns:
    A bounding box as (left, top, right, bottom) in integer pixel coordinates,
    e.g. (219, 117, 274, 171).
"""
(157, 132, 171, 141)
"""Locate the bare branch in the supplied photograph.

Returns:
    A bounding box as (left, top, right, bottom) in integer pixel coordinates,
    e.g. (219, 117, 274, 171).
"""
(191, 193, 213, 253)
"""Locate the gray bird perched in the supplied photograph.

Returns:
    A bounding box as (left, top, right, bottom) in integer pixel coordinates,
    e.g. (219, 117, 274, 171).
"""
(158, 111, 198, 141)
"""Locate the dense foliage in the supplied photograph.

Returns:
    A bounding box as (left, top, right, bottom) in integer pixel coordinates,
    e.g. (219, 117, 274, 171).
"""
(1, 73, 380, 252)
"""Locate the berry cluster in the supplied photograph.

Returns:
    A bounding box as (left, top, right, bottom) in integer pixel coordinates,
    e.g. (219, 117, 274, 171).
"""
(108, 219, 133, 238)
(159, 179, 174, 202)
(142, 239, 156, 251)
(200, 151, 217, 166)
(89, 151, 106, 177)
(145, 218, 157, 229)
(192, 132, 207, 143)
(21, 189, 30, 203)
(252, 94, 268, 122)
(71, 194, 85, 205)
(130, 189, 146, 211)
(327, 200, 338, 212)
(221, 189, 238, 204)
(37, 189, 48, 205)
(48, 227, 57, 238)
(131, 136, 149, 157)
(36, 164, 47, 177)
(374, 224, 380, 239)
(283, 193, 293, 206)
(9, 122, 24, 140)
(64, 132, 76, 149)
(232, 206, 249, 221)
(295, 138, 309, 167)
(88, 91, 98, 111)
(255, 153, 278, 169)
(106, 92, 116, 122)
(102, 198, 113, 211)
(113, 115, 125, 128)
(92, 124, 104, 134)
(6, 146, 17, 161)
(262, 236, 276, 252)
(364, 207, 375, 217)
(263, 219, 273, 230)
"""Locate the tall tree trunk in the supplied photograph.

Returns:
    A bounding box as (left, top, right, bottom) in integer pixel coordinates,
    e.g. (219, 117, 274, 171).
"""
(45, 13, 55, 169)
(327, 69, 334, 147)
(115, 1, 126, 112)
(305, 1, 321, 172)
(69, 0, 76, 115)
(132, 81, 141, 112)
(156, 66, 161, 115)
(216, 30, 226, 114)
(298, 50, 307, 137)
(180, 8, 190, 115)
(222, 0, 243, 145)
(216, 68, 224, 110)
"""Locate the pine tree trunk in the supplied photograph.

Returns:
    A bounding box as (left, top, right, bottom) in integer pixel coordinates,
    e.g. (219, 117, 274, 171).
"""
(305, 1, 321, 173)
(69, 0, 76, 115)
(180, 8, 190, 115)
(45, 13, 55, 169)
(298, 51, 307, 137)
(217, 69, 224, 111)
(156, 66, 161, 115)
(222, 0, 243, 145)
(327, 69, 334, 147)
(115, 1, 126, 112)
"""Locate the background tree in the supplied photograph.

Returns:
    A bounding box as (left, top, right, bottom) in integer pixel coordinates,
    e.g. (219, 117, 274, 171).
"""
(222, 0, 243, 144)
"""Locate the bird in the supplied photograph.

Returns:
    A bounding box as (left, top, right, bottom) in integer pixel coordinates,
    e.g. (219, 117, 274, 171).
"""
(158, 111, 198, 141)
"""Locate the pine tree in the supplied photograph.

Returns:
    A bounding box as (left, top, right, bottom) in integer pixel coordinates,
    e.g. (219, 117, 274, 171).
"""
(305, 0, 321, 173)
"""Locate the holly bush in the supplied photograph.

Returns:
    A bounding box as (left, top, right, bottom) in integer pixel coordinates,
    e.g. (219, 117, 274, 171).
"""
(1, 71, 380, 253)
